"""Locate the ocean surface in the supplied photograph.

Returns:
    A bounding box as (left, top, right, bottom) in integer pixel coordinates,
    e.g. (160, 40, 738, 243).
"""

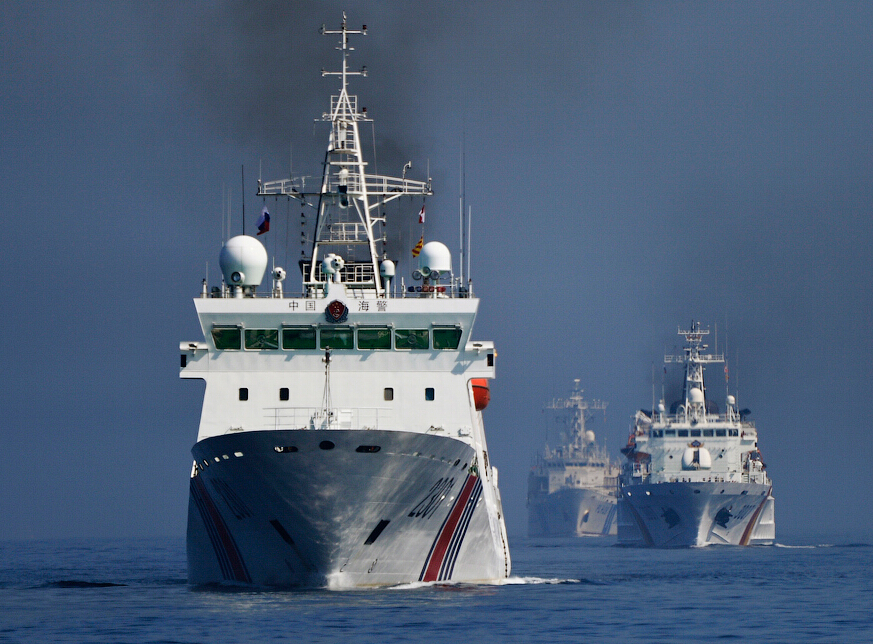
(0, 536, 870, 643)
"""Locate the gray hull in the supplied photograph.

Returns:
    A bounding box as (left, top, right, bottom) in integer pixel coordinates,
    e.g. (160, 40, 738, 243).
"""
(528, 487, 617, 537)
(187, 429, 509, 587)
(617, 481, 775, 547)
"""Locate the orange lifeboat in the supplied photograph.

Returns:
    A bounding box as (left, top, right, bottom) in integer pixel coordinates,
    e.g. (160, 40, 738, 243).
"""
(471, 378, 490, 411)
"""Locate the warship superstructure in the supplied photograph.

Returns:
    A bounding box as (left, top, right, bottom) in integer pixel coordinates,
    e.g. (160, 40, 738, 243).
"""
(528, 381, 619, 537)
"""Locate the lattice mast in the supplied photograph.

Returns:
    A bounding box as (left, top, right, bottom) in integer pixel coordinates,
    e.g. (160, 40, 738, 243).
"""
(258, 14, 432, 295)
(544, 379, 608, 451)
(663, 321, 725, 423)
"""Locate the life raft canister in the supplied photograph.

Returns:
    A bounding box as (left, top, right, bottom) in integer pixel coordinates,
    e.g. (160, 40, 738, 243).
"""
(471, 378, 490, 411)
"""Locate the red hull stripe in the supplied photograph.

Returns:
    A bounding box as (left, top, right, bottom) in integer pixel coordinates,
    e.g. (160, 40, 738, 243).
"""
(420, 475, 478, 582)
(191, 477, 252, 583)
(740, 488, 772, 546)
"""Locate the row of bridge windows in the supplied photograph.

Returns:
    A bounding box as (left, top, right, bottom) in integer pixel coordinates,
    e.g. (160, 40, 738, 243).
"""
(211, 325, 462, 351)
(650, 428, 740, 438)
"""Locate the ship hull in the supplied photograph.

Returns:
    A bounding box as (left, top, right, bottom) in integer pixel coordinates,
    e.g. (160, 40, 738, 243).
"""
(617, 481, 775, 547)
(528, 487, 617, 537)
(187, 429, 509, 587)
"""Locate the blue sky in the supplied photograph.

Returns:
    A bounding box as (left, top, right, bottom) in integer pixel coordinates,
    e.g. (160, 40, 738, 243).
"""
(2, 1, 871, 542)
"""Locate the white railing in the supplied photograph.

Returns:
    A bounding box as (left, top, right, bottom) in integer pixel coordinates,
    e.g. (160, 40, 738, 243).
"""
(263, 406, 391, 431)
(326, 222, 368, 242)
(257, 174, 430, 198)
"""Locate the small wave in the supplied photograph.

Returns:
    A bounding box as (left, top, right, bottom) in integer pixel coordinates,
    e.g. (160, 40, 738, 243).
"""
(498, 576, 582, 585)
(44, 580, 127, 588)
(389, 576, 583, 590)
(774, 542, 873, 549)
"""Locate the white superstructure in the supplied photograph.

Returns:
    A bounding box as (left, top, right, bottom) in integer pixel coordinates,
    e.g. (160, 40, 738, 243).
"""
(617, 322, 775, 547)
(179, 15, 510, 587)
(527, 381, 619, 537)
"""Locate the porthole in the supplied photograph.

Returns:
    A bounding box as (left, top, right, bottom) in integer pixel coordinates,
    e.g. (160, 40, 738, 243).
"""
(280, 388, 289, 401)
(274, 446, 299, 453)
(239, 388, 249, 401)
(319, 441, 335, 450)
(356, 445, 381, 453)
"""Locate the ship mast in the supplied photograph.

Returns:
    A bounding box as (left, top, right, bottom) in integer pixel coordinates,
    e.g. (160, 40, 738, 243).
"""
(664, 321, 725, 423)
(545, 379, 607, 451)
(258, 13, 432, 296)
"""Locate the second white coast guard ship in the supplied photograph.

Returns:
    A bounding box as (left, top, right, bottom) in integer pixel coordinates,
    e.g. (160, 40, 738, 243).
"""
(179, 15, 510, 587)
(617, 322, 775, 547)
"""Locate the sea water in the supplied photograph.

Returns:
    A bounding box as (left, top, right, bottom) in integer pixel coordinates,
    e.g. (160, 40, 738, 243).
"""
(0, 536, 869, 643)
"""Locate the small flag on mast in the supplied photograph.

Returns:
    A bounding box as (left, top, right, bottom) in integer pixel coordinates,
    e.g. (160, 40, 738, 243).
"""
(256, 206, 270, 235)
(412, 235, 423, 257)
(418, 205, 425, 224)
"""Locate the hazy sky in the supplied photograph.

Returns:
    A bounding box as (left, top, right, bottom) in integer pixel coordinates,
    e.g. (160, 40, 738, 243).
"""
(2, 1, 871, 542)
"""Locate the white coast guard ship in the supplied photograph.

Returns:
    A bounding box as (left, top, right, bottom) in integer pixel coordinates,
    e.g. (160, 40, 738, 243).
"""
(179, 16, 510, 587)
(527, 381, 619, 537)
(617, 322, 775, 547)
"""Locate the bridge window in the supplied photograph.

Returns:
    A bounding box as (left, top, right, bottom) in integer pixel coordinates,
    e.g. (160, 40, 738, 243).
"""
(320, 326, 353, 349)
(358, 326, 391, 350)
(245, 329, 279, 350)
(677, 430, 689, 437)
(212, 326, 241, 350)
(395, 329, 429, 350)
(282, 326, 316, 350)
(433, 327, 462, 350)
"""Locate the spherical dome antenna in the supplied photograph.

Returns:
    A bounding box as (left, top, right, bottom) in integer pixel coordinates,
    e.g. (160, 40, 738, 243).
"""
(219, 236, 268, 287)
(418, 241, 451, 277)
(689, 387, 705, 404)
(379, 260, 395, 278)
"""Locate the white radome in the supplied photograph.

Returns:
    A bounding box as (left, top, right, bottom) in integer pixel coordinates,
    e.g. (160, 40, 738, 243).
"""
(219, 236, 268, 286)
(419, 241, 452, 276)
